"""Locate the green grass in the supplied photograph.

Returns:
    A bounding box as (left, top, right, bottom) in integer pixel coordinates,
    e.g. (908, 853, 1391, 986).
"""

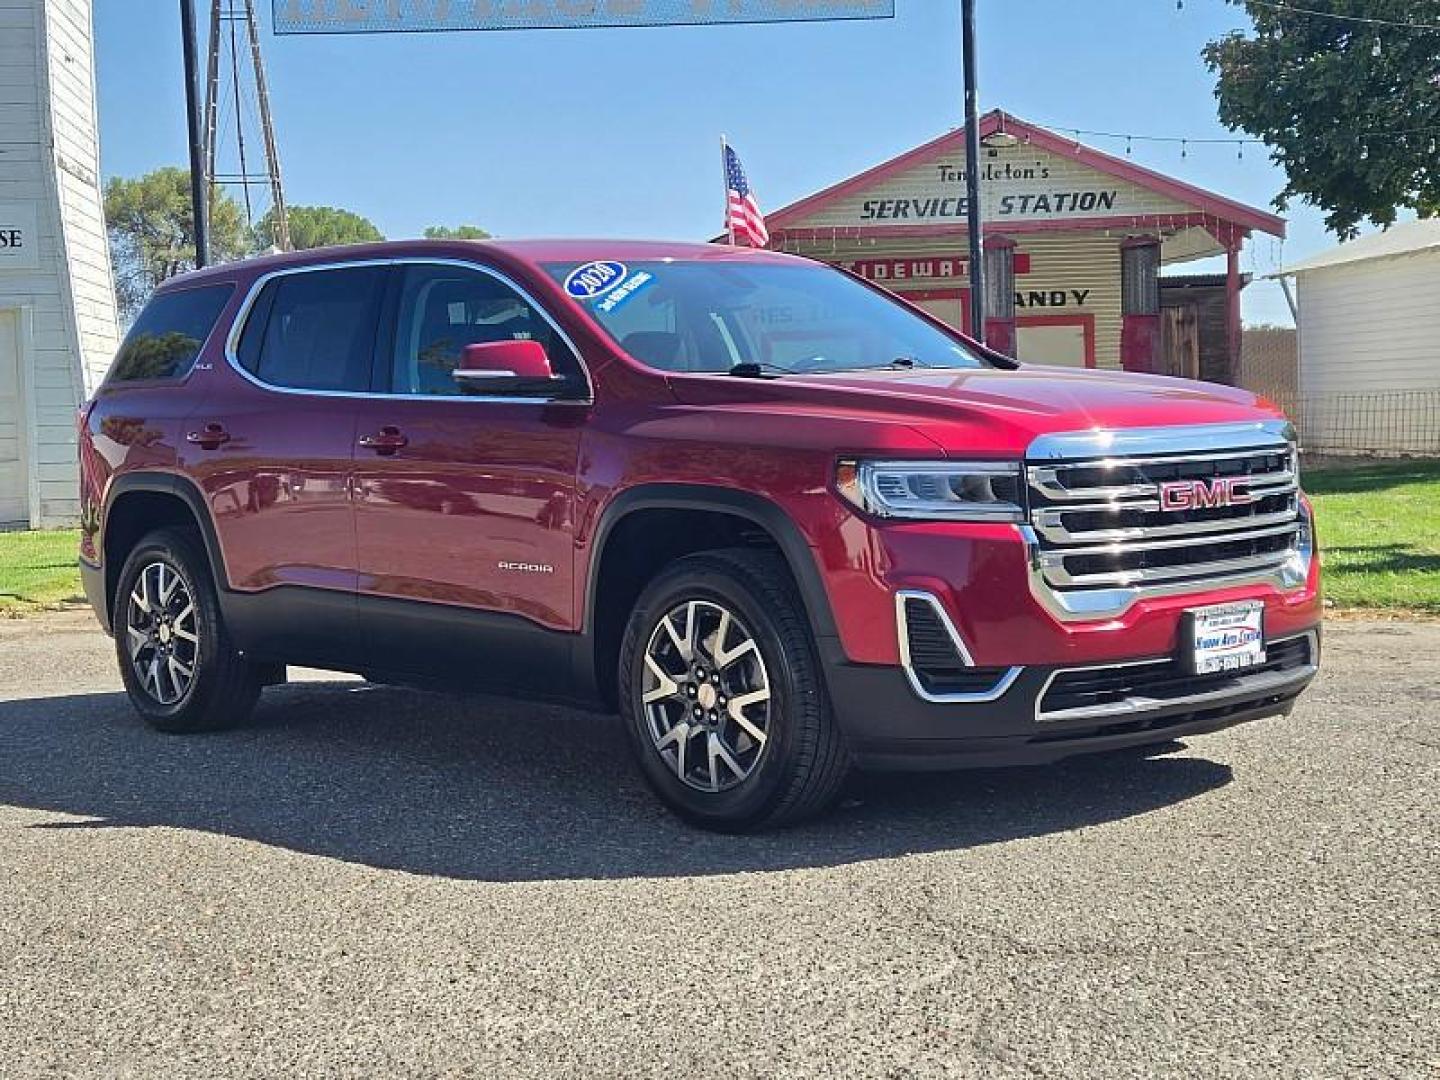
(0, 528, 83, 613)
(1, 461, 1438, 617)
(1304, 459, 1440, 614)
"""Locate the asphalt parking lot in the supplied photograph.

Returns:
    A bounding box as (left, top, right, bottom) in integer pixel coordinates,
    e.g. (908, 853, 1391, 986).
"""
(0, 612, 1436, 1077)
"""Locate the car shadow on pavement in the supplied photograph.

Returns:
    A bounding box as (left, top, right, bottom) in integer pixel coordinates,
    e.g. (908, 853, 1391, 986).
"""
(0, 680, 1233, 882)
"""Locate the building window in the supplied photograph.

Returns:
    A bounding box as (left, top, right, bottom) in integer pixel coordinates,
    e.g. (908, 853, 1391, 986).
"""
(983, 238, 1016, 320)
(1122, 237, 1161, 316)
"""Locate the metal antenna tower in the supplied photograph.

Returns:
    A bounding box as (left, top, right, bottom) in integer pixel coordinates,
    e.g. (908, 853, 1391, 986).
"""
(202, 0, 290, 251)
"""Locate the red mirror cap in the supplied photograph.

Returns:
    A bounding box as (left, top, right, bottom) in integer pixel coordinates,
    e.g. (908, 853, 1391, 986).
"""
(459, 340, 554, 379)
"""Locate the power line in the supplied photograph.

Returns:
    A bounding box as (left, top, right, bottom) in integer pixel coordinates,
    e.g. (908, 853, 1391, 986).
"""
(1243, 1, 1440, 33)
(1178, 0, 1440, 33)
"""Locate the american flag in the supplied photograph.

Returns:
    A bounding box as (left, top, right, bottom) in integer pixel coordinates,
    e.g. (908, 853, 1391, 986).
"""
(723, 143, 769, 248)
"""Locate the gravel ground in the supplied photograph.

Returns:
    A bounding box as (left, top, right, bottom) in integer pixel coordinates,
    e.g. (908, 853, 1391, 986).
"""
(0, 611, 1436, 1078)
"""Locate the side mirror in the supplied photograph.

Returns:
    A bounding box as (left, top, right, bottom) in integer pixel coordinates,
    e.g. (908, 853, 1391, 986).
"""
(453, 340, 558, 391)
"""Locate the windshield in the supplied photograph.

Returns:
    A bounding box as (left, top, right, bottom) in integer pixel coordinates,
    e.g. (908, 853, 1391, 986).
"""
(544, 259, 986, 375)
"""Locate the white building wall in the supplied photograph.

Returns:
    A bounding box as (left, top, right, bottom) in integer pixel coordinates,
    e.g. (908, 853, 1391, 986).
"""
(0, 0, 118, 527)
(1295, 249, 1440, 452)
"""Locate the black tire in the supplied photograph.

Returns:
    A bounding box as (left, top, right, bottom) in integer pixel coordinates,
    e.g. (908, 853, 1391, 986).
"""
(113, 527, 260, 733)
(618, 549, 850, 832)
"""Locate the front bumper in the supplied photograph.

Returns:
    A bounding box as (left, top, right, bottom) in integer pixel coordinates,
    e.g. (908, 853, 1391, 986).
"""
(823, 628, 1320, 771)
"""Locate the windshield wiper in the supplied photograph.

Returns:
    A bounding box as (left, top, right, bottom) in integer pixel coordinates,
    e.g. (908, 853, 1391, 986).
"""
(728, 361, 789, 378)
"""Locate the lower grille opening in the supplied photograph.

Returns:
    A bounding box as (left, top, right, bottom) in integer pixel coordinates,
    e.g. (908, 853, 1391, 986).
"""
(1030, 690, 1305, 746)
(1039, 634, 1315, 719)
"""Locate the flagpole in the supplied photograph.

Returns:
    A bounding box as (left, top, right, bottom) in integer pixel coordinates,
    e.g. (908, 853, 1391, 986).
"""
(721, 134, 735, 246)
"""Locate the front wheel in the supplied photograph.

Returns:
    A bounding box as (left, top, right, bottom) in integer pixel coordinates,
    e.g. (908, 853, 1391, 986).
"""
(618, 550, 850, 831)
(113, 528, 260, 733)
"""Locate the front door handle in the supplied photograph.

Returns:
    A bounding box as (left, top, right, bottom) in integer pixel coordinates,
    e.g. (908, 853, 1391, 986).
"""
(358, 426, 408, 455)
(186, 423, 231, 450)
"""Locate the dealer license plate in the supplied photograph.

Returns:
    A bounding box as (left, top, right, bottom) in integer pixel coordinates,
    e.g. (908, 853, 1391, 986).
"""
(1186, 601, 1266, 675)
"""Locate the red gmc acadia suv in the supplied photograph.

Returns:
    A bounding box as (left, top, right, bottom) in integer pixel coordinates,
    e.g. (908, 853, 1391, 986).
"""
(79, 240, 1321, 831)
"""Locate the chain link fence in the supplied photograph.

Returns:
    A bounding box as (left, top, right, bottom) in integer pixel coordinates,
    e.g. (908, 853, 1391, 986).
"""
(1238, 328, 1440, 457)
(1269, 389, 1440, 458)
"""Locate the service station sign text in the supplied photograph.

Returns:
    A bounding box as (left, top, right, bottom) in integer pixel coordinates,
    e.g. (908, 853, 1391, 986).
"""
(858, 161, 1122, 224)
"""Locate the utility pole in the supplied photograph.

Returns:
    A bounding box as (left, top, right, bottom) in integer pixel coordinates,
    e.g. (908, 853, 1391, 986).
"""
(961, 0, 984, 341)
(180, 0, 210, 267)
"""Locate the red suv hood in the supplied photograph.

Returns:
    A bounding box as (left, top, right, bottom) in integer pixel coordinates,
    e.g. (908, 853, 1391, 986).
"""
(665, 364, 1284, 458)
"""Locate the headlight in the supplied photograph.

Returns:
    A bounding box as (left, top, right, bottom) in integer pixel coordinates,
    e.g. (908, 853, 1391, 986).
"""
(835, 459, 1026, 522)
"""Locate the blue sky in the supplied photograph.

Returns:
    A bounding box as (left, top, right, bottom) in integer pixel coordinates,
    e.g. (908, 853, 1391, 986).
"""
(94, 1, 1346, 326)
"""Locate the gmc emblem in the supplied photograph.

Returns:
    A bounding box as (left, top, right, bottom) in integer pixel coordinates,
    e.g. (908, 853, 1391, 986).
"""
(1158, 477, 1257, 512)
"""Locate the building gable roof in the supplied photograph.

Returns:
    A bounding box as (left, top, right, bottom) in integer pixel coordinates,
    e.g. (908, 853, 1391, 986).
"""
(764, 110, 1286, 239)
(1280, 217, 1440, 275)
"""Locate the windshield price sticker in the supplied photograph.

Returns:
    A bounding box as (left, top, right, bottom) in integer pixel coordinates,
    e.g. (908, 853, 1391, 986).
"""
(564, 261, 628, 300)
(595, 271, 654, 313)
(1187, 601, 1265, 675)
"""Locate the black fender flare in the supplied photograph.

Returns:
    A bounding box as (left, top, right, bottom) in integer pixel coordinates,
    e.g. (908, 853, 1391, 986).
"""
(576, 484, 842, 704)
(583, 483, 839, 640)
(100, 471, 228, 622)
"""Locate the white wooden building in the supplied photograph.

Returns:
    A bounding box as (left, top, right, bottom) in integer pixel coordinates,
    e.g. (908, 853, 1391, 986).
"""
(1, 0, 119, 528)
(1279, 219, 1440, 455)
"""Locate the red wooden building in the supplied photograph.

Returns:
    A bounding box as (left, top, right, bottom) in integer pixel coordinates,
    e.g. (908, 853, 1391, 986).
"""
(759, 110, 1284, 380)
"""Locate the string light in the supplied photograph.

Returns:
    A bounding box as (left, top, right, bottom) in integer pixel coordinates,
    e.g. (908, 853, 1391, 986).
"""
(1033, 118, 1440, 158)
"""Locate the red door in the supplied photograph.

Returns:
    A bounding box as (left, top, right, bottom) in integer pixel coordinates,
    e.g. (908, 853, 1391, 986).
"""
(190, 264, 387, 668)
(351, 262, 587, 681)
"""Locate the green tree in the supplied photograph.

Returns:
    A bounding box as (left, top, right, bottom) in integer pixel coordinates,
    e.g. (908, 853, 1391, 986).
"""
(1204, 1, 1440, 237)
(423, 224, 491, 240)
(256, 204, 384, 251)
(104, 168, 247, 318)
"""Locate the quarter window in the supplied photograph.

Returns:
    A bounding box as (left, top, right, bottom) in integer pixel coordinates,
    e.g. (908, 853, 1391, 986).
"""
(237, 266, 386, 392)
(108, 284, 234, 382)
(388, 264, 578, 396)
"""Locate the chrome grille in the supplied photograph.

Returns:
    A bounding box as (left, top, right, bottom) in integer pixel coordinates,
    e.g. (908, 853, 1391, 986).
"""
(1027, 439, 1302, 595)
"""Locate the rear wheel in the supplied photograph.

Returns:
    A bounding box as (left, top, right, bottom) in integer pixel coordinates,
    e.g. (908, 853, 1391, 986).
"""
(114, 528, 260, 733)
(618, 549, 850, 831)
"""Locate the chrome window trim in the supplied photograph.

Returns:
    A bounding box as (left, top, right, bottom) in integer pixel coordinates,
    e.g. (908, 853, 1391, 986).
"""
(894, 589, 1024, 704)
(1026, 419, 1295, 462)
(1033, 630, 1319, 725)
(221, 256, 594, 405)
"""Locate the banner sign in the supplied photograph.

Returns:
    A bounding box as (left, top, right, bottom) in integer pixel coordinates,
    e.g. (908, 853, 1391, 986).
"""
(841, 254, 1032, 283)
(273, 0, 894, 34)
(0, 203, 40, 272)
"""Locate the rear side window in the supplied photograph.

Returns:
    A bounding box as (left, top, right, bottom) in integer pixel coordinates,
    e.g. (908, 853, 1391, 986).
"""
(236, 266, 386, 392)
(108, 284, 233, 382)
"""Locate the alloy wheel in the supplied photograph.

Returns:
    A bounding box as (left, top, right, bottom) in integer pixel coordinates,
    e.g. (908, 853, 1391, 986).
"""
(124, 560, 200, 707)
(640, 599, 772, 793)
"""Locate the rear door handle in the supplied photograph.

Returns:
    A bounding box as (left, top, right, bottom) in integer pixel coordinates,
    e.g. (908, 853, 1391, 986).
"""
(186, 423, 231, 450)
(358, 426, 408, 455)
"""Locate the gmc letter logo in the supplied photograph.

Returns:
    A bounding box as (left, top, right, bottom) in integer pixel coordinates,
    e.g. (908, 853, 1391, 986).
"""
(1158, 478, 1257, 512)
